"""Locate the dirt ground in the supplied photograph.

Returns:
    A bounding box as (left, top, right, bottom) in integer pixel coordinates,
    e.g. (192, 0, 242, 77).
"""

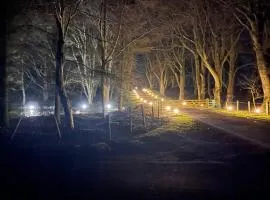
(1, 112, 270, 199)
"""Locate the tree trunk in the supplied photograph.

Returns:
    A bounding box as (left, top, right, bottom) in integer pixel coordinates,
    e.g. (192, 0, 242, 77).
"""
(251, 24, 270, 105)
(103, 60, 112, 111)
(118, 62, 124, 110)
(200, 61, 206, 99)
(204, 61, 221, 107)
(104, 82, 110, 108)
(160, 74, 165, 96)
(43, 60, 48, 105)
(0, 21, 9, 128)
(226, 54, 236, 104)
(179, 70, 185, 100)
(43, 83, 48, 104)
(194, 54, 201, 100)
(55, 16, 74, 129)
(21, 61, 25, 106)
(207, 71, 213, 99)
(54, 92, 60, 124)
(214, 81, 221, 108)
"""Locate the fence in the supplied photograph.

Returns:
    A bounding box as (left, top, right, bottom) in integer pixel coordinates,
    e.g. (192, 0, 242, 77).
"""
(225, 100, 270, 115)
(164, 98, 216, 108)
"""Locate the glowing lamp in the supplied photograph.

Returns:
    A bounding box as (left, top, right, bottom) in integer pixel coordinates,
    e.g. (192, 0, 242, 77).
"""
(106, 104, 112, 109)
(182, 102, 187, 106)
(227, 105, 233, 111)
(161, 98, 164, 101)
(254, 108, 261, 114)
(29, 105, 35, 110)
(165, 106, 171, 111)
(173, 108, 179, 114)
(81, 103, 88, 109)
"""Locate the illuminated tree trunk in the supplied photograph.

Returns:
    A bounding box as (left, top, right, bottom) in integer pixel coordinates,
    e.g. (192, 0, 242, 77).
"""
(43, 60, 48, 104)
(192, 63, 198, 98)
(204, 60, 221, 107)
(179, 71, 185, 100)
(251, 24, 270, 105)
(194, 53, 201, 100)
(200, 61, 206, 99)
(226, 49, 237, 104)
(207, 71, 213, 99)
(55, 13, 74, 129)
(21, 61, 26, 106)
(103, 59, 112, 111)
(160, 77, 165, 96)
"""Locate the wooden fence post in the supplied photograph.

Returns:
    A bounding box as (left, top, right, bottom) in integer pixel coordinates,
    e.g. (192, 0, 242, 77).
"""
(266, 102, 269, 115)
(236, 100, 239, 111)
(248, 101, 251, 113)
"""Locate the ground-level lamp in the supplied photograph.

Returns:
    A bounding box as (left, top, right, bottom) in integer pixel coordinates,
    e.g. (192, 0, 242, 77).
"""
(173, 108, 179, 114)
(254, 108, 261, 114)
(227, 105, 233, 111)
(165, 106, 171, 111)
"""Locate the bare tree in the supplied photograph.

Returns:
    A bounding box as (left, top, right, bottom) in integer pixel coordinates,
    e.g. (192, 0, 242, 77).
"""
(69, 21, 100, 105)
(239, 73, 263, 108)
(170, 46, 186, 100)
(149, 52, 170, 96)
(53, 0, 81, 128)
(233, 0, 270, 105)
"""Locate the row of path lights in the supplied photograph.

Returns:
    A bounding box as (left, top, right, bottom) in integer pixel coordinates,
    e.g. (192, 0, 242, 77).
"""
(133, 87, 180, 116)
(226, 102, 263, 114)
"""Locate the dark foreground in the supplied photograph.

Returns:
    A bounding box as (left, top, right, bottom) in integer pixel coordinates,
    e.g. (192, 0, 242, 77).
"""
(1, 115, 270, 199)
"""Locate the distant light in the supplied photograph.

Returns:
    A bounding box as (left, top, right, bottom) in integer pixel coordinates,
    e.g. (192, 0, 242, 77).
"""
(173, 108, 179, 114)
(149, 102, 153, 105)
(154, 96, 158, 99)
(161, 98, 164, 101)
(142, 88, 146, 92)
(182, 101, 187, 106)
(143, 100, 147, 103)
(29, 105, 35, 110)
(135, 87, 138, 90)
(140, 98, 144, 101)
(254, 108, 261, 114)
(165, 106, 171, 111)
(106, 104, 112, 109)
(122, 107, 126, 110)
(75, 110, 81, 114)
(227, 105, 233, 111)
(200, 104, 204, 107)
(81, 103, 88, 109)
